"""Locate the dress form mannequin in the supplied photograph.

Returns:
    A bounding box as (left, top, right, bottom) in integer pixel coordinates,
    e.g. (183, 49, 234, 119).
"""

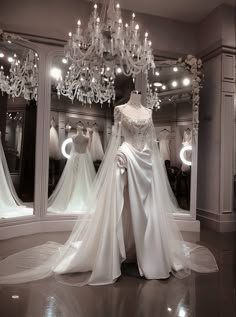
(117, 91, 151, 120)
(72, 126, 89, 154)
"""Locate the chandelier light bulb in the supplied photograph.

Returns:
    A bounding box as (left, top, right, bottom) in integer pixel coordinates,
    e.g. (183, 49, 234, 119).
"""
(62, 58, 68, 64)
(77, 20, 81, 26)
(145, 32, 148, 37)
(96, 17, 100, 23)
(162, 85, 166, 90)
(148, 41, 152, 46)
(173, 67, 178, 72)
(153, 82, 162, 87)
(7, 40, 11, 44)
(34, 64, 37, 68)
(132, 13, 135, 19)
(183, 77, 191, 86)
(8, 57, 13, 63)
(118, 18, 122, 24)
(14, 54, 17, 57)
(0, 53, 4, 58)
(116, 3, 120, 9)
(94, 3, 97, 9)
(68, 32, 72, 37)
(125, 23, 128, 28)
(155, 71, 160, 76)
(50, 67, 62, 81)
(135, 24, 139, 30)
(0, 66, 3, 70)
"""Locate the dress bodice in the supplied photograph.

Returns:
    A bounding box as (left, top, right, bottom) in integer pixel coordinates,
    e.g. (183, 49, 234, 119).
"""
(114, 106, 153, 151)
(71, 134, 89, 154)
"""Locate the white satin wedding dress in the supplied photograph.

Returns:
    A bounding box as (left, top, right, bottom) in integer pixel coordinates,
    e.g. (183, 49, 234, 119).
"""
(48, 133, 96, 214)
(0, 136, 32, 218)
(0, 104, 218, 285)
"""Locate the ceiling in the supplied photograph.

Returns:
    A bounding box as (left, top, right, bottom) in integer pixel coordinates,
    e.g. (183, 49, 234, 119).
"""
(88, 0, 235, 23)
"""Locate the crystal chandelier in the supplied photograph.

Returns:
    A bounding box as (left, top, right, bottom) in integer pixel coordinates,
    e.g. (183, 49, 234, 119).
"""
(65, 1, 155, 77)
(57, 60, 116, 105)
(0, 49, 38, 101)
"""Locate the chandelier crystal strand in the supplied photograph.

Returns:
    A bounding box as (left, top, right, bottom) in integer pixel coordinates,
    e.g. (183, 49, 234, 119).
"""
(0, 49, 38, 101)
(65, 2, 155, 77)
(146, 80, 160, 110)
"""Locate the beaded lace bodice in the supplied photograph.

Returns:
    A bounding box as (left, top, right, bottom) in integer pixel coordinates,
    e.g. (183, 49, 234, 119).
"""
(71, 134, 89, 154)
(114, 105, 153, 151)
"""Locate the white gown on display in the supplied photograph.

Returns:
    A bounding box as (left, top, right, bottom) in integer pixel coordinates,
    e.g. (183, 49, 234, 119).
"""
(181, 130, 192, 172)
(48, 132, 96, 214)
(0, 95, 218, 285)
(159, 129, 171, 161)
(0, 135, 32, 218)
(86, 127, 93, 152)
(49, 120, 61, 160)
(90, 126, 104, 161)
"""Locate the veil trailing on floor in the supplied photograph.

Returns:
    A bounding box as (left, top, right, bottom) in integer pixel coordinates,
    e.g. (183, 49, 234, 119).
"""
(0, 121, 218, 285)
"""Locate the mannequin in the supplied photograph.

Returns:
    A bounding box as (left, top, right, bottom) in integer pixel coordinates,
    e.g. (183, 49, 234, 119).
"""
(0, 91, 218, 286)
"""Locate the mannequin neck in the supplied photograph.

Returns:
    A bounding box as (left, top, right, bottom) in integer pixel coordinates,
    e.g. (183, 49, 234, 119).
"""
(128, 91, 142, 108)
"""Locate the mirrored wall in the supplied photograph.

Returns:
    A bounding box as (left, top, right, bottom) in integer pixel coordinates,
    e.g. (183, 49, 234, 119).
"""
(148, 62, 193, 211)
(47, 54, 134, 215)
(0, 40, 38, 219)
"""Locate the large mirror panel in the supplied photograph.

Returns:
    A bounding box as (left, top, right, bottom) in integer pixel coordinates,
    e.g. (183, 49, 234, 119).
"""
(0, 39, 38, 219)
(148, 61, 195, 212)
(47, 54, 134, 215)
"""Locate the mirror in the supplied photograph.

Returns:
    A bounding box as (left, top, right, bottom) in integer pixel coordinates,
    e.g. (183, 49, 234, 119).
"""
(0, 38, 38, 219)
(47, 53, 134, 215)
(147, 57, 199, 212)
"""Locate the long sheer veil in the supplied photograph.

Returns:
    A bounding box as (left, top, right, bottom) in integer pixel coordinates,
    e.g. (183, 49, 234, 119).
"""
(0, 118, 218, 285)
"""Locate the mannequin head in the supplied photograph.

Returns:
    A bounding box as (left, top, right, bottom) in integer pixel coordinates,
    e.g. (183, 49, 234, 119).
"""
(77, 125, 84, 134)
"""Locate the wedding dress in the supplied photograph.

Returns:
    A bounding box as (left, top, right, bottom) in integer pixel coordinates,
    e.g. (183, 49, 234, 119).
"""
(0, 93, 218, 285)
(48, 130, 96, 214)
(90, 126, 104, 161)
(49, 119, 61, 160)
(0, 134, 32, 218)
(159, 129, 171, 161)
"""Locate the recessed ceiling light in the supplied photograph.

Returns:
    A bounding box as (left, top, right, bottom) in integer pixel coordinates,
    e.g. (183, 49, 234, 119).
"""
(155, 71, 160, 76)
(0, 53, 4, 58)
(116, 67, 122, 74)
(162, 85, 166, 90)
(183, 78, 191, 86)
(8, 57, 14, 63)
(12, 295, 19, 299)
(50, 67, 62, 80)
(153, 82, 162, 87)
(62, 58, 68, 64)
(172, 80, 178, 88)
(173, 67, 178, 72)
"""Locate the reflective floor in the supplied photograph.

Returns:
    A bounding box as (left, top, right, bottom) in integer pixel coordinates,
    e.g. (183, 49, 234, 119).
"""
(0, 228, 235, 317)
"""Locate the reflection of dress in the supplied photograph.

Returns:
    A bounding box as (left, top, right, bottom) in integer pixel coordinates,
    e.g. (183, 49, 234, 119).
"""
(181, 130, 192, 172)
(159, 129, 171, 161)
(90, 126, 104, 161)
(49, 120, 61, 160)
(86, 127, 93, 151)
(48, 133, 96, 214)
(0, 104, 218, 286)
(0, 136, 32, 218)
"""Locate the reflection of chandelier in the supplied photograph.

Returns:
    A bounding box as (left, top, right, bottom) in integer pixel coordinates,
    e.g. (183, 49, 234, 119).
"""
(146, 82, 160, 110)
(65, 1, 155, 77)
(57, 61, 116, 105)
(0, 49, 38, 101)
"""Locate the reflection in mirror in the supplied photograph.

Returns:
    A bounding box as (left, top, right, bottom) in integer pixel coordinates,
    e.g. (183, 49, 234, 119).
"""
(148, 62, 193, 211)
(47, 55, 134, 215)
(0, 39, 38, 219)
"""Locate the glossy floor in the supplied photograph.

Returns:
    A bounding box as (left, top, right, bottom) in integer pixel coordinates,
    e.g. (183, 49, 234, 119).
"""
(0, 228, 235, 317)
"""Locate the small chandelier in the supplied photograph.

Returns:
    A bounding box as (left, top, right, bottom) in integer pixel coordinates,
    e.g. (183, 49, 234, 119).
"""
(146, 82, 160, 110)
(0, 49, 38, 101)
(57, 61, 116, 105)
(65, 1, 155, 77)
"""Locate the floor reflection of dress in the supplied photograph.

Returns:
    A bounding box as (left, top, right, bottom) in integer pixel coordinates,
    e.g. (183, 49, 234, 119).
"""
(0, 133, 33, 218)
(48, 128, 96, 214)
